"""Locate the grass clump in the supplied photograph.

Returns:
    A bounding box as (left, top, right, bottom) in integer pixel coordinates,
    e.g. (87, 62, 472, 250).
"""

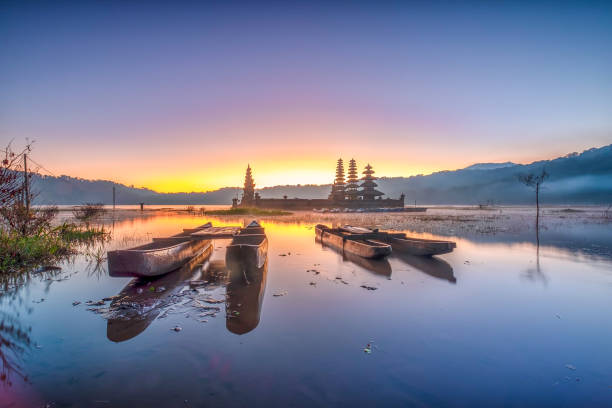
(0, 223, 108, 274)
(205, 207, 292, 216)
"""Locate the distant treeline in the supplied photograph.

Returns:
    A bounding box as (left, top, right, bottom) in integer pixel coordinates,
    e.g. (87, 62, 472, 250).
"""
(30, 144, 612, 205)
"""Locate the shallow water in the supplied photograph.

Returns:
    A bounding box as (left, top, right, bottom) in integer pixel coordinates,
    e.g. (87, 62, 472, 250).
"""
(1, 214, 612, 407)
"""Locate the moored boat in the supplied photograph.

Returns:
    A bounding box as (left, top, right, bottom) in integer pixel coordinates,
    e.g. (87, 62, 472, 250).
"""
(108, 223, 213, 278)
(236, 219, 265, 235)
(226, 221, 268, 268)
(315, 224, 392, 259)
(341, 225, 456, 257)
(107, 245, 214, 342)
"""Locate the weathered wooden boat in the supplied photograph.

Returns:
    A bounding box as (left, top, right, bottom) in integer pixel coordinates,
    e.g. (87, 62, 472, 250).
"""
(226, 224, 268, 268)
(107, 245, 214, 342)
(108, 223, 213, 278)
(317, 235, 392, 276)
(341, 225, 456, 257)
(235, 219, 265, 235)
(315, 224, 392, 259)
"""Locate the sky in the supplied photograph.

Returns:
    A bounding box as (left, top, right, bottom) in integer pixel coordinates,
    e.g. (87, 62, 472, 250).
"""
(1, 1, 611, 192)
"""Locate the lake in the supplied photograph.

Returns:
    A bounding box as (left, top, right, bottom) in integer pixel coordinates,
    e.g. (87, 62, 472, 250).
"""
(2, 211, 612, 407)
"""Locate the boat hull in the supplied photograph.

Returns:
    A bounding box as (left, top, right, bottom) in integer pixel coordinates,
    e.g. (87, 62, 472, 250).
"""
(315, 225, 391, 259)
(340, 225, 456, 257)
(388, 237, 456, 256)
(226, 234, 268, 269)
(108, 239, 212, 278)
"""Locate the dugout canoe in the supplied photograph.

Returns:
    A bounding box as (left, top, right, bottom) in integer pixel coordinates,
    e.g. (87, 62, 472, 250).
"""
(106, 245, 213, 342)
(108, 223, 213, 278)
(341, 225, 456, 257)
(314, 224, 391, 259)
(226, 221, 268, 268)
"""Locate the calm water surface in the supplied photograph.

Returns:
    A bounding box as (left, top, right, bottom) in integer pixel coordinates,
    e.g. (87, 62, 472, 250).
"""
(2, 214, 612, 407)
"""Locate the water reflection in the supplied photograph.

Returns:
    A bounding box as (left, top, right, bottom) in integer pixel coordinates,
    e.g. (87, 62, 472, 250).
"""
(106, 245, 214, 342)
(0, 311, 31, 387)
(393, 253, 456, 284)
(225, 252, 268, 335)
(316, 236, 392, 277)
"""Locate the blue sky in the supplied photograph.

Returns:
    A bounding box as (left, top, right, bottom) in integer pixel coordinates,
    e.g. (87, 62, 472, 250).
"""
(1, 1, 611, 191)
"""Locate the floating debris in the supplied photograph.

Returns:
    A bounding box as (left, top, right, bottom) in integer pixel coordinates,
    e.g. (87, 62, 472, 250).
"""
(72, 301, 81, 306)
(364, 343, 372, 354)
(203, 297, 224, 304)
(565, 364, 577, 371)
(87, 307, 109, 314)
(171, 325, 182, 332)
(189, 280, 208, 288)
(32, 298, 45, 304)
(86, 300, 105, 306)
(102, 295, 119, 301)
(273, 290, 288, 297)
(309, 282, 317, 286)
(360, 285, 377, 291)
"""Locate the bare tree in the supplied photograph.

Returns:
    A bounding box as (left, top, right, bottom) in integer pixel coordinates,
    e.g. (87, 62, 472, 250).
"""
(0, 142, 27, 208)
(1, 141, 57, 235)
(518, 168, 549, 229)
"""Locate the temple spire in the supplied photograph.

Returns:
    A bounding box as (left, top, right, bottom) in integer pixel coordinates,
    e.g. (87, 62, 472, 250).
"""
(345, 158, 359, 200)
(330, 158, 346, 201)
(359, 163, 384, 200)
(242, 164, 255, 205)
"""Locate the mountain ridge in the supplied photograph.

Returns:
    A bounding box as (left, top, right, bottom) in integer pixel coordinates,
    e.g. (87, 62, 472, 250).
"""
(29, 144, 612, 205)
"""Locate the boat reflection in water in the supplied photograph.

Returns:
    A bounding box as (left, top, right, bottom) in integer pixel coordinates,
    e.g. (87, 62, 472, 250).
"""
(393, 252, 456, 284)
(316, 236, 392, 277)
(225, 250, 268, 335)
(107, 245, 214, 342)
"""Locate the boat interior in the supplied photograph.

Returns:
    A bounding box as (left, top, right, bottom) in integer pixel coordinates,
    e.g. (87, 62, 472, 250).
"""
(123, 238, 192, 252)
(230, 234, 266, 246)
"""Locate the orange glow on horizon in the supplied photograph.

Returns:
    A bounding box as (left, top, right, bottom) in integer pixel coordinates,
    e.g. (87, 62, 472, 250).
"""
(130, 160, 442, 193)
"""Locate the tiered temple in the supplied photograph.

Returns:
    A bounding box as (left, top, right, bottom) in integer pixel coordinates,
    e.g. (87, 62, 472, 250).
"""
(345, 159, 360, 200)
(235, 159, 405, 210)
(360, 163, 384, 200)
(241, 164, 256, 205)
(330, 158, 346, 202)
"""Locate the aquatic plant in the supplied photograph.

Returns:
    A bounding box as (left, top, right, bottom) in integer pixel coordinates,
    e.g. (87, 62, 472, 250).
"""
(72, 203, 105, 223)
(0, 224, 108, 275)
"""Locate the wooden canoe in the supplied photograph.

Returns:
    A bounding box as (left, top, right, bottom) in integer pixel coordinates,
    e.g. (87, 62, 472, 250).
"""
(315, 224, 391, 259)
(236, 220, 265, 235)
(341, 225, 456, 257)
(108, 223, 214, 278)
(226, 233, 268, 269)
(108, 238, 212, 278)
(316, 236, 392, 276)
(107, 246, 214, 342)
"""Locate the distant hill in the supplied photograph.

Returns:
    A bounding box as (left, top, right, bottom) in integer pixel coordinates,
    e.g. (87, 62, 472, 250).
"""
(463, 162, 516, 171)
(29, 144, 612, 205)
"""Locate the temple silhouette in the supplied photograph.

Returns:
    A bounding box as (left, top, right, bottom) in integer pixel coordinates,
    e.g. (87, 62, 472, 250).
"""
(233, 159, 405, 210)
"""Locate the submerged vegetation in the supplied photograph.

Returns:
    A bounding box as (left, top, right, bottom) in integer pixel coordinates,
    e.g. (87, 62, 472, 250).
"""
(205, 207, 292, 216)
